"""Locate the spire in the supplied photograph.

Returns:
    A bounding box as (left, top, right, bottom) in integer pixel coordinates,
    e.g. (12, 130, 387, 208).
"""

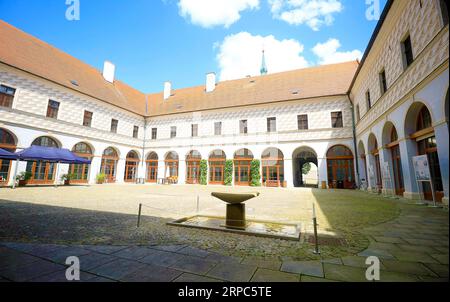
(260, 49, 267, 75)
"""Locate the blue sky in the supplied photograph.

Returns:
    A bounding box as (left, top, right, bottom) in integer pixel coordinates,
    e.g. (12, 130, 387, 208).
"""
(0, 0, 387, 93)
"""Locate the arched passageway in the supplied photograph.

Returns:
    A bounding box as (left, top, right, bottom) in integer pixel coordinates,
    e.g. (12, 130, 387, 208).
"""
(292, 147, 318, 188)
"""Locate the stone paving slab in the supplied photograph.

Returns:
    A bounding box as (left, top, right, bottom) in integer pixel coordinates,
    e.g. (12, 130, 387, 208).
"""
(323, 263, 370, 282)
(241, 258, 282, 271)
(2, 242, 66, 255)
(358, 248, 395, 259)
(150, 245, 186, 253)
(0, 260, 66, 282)
(77, 253, 118, 271)
(0, 247, 42, 270)
(29, 270, 101, 282)
(389, 250, 440, 264)
(177, 246, 211, 258)
(373, 236, 407, 244)
(205, 253, 242, 264)
(87, 258, 146, 281)
(300, 276, 340, 282)
(173, 273, 224, 282)
(423, 263, 449, 278)
(250, 268, 299, 282)
(80, 245, 128, 255)
(396, 244, 440, 254)
(121, 264, 182, 282)
(281, 261, 324, 278)
(341, 256, 386, 269)
(380, 260, 438, 277)
(430, 254, 449, 265)
(112, 246, 156, 260)
(139, 250, 186, 267)
(38, 246, 92, 264)
(207, 262, 257, 282)
(170, 255, 217, 275)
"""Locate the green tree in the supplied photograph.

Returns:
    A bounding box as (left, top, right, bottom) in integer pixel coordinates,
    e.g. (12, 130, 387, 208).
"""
(224, 160, 233, 186)
(302, 162, 311, 175)
(250, 159, 261, 187)
(200, 160, 208, 185)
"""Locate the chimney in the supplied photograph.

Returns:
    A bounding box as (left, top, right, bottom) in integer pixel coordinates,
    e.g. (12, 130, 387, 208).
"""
(164, 81, 172, 100)
(102, 61, 115, 83)
(206, 72, 216, 93)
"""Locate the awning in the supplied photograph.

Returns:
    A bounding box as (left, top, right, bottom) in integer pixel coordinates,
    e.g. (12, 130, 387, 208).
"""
(0, 148, 18, 160)
(15, 146, 91, 164)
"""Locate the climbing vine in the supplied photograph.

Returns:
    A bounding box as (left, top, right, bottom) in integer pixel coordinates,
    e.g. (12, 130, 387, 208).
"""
(200, 160, 208, 185)
(250, 159, 261, 187)
(224, 160, 233, 186)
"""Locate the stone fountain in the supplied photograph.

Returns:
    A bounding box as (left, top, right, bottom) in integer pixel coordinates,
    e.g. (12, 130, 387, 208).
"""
(211, 192, 260, 230)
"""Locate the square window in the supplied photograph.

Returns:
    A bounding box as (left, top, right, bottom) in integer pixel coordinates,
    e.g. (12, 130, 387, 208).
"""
(267, 117, 276, 132)
(133, 126, 139, 138)
(170, 126, 177, 138)
(83, 111, 93, 127)
(214, 122, 222, 136)
(151, 128, 157, 140)
(379, 69, 387, 95)
(401, 35, 414, 69)
(111, 119, 118, 133)
(191, 124, 198, 137)
(0, 85, 15, 108)
(297, 115, 308, 130)
(240, 120, 248, 134)
(331, 111, 343, 128)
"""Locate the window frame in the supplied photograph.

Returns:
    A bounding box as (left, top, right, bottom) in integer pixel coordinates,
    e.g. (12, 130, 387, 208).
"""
(401, 34, 414, 70)
(267, 117, 277, 133)
(110, 119, 118, 134)
(46, 100, 60, 119)
(379, 69, 387, 95)
(239, 119, 248, 134)
(214, 122, 222, 136)
(331, 111, 344, 128)
(151, 128, 157, 140)
(133, 126, 139, 139)
(0, 84, 16, 109)
(365, 90, 372, 111)
(170, 126, 177, 138)
(82, 110, 93, 127)
(191, 124, 198, 137)
(297, 114, 309, 130)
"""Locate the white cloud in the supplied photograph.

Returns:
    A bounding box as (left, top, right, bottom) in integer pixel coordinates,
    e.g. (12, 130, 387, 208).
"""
(312, 38, 363, 65)
(216, 32, 309, 81)
(269, 0, 343, 31)
(178, 0, 260, 28)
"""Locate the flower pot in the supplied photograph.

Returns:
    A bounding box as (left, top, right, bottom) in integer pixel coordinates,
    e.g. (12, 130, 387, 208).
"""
(18, 180, 28, 187)
(64, 180, 70, 186)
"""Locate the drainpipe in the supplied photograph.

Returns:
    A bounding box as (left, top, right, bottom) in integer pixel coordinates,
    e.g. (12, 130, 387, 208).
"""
(348, 95, 360, 189)
(141, 95, 148, 183)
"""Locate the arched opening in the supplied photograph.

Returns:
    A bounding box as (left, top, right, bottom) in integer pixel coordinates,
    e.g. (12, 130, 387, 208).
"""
(327, 145, 355, 189)
(186, 150, 202, 184)
(0, 128, 17, 186)
(292, 147, 318, 188)
(165, 151, 179, 182)
(209, 150, 226, 185)
(146, 152, 158, 183)
(368, 134, 382, 192)
(358, 141, 368, 188)
(101, 147, 119, 183)
(382, 123, 405, 196)
(262, 148, 284, 187)
(125, 151, 139, 182)
(406, 103, 444, 202)
(26, 136, 60, 184)
(70, 142, 93, 183)
(234, 148, 254, 186)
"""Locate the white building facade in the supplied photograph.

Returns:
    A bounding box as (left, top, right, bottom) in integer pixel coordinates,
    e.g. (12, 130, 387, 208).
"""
(0, 0, 448, 204)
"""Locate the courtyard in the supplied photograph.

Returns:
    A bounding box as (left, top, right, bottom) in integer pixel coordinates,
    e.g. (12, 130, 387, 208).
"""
(0, 185, 448, 282)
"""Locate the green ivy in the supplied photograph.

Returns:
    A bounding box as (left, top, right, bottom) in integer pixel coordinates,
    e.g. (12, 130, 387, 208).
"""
(224, 160, 233, 186)
(250, 159, 261, 187)
(200, 159, 208, 185)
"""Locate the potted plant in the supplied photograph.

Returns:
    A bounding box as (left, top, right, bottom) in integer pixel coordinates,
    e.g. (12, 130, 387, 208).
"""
(96, 173, 106, 184)
(281, 181, 287, 188)
(60, 173, 75, 185)
(16, 171, 32, 187)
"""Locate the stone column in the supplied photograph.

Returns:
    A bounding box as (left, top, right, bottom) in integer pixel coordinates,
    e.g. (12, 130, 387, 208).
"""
(116, 158, 126, 184)
(89, 156, 102, 184)
(317, 157, 328, 189)
(379, 147, 395, 195)
(158, 160, 165, 181)
(284, 158, 293, 188)
(399, 138, 420, 200)
(435, 123, 449, 205)
(178, 159, 186, 185)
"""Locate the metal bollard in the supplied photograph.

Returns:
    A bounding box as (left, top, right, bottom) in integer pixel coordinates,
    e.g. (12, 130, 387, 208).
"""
(312, 203, 320, 255)
(137, 203, 142, 228)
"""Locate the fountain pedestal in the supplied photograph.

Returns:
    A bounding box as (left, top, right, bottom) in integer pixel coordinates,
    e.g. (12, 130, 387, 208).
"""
(211, 192, 260, 230)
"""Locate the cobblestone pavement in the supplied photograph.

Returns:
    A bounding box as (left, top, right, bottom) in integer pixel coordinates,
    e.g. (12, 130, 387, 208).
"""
(0, 199, 447, 282)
